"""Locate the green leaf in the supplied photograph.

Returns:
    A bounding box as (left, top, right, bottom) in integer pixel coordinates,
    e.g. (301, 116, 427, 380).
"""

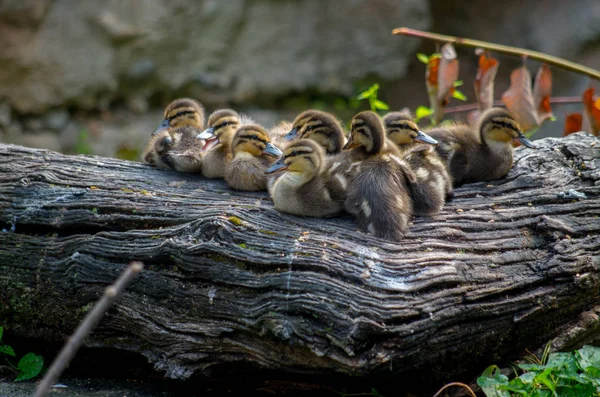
(0, 326, 3, 341)
(373, 99, 389, 110)
(453, 80, 464, 87)
(356, 92, 371, 100)
(15, 352, 44, 381)
(0, 345, 15, 357)
(518, 371, 536, 384)
(477, 365, 511, 397)
(415, 106, 434, 121)
(452, 89, 468, 101)
(577, 345, 600, 371)
(417, 53, 429, 64)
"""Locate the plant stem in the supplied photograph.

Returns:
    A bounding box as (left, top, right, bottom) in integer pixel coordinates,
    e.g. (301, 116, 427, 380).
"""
(392, 27, 600, 80)
(444, 96, 582, 115)
(34, 261, 143, 397)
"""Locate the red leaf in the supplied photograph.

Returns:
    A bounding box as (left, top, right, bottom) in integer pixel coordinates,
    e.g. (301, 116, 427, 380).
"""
(563, 113, 583, 136)
(501, 66, 538, 132)
(426, 56, 440, 87)
(582, 87, 600, 136)
(533, 64, 553, 123)
(425, 56, 442, 124)
(437, 43, 459, 107)
(474, 52, 499, 112)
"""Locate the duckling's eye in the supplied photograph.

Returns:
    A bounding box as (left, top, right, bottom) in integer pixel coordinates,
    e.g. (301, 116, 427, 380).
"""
(290, 151, 298, 156)
(305, 125, 314, 132)
(215, 121, 236, 130)
(171, 111, 193, 120)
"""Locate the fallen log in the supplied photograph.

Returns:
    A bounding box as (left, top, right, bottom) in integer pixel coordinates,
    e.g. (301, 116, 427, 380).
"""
(0, 133, 599, 384)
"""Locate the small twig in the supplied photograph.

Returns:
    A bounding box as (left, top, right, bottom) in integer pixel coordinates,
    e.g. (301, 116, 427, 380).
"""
(392, 27, 600, 80)
(444, 96, 583, 115)
(432, 382, 477, 397)
(34, 261, 144, 397)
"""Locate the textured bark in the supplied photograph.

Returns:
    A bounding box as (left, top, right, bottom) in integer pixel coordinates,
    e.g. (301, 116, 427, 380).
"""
(1, 133, 599, 383)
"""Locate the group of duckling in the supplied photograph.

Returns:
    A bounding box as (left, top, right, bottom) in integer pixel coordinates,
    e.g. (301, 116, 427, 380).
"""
(143, 98, 536, 241)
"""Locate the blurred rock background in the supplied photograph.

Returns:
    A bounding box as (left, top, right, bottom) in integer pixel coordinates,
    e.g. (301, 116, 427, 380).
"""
(0, 0, 598, 160)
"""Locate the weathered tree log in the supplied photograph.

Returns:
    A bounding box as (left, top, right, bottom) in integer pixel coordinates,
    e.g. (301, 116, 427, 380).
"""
(1, 134, 599, 384)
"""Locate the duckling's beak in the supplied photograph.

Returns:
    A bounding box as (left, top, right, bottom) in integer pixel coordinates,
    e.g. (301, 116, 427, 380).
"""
(152, 119, 170, 136)
(265, 157, 288, 174)
(197, 127, 215, 140)
(415, 130, 438, 145)
(515, 132, 536, 149)
(342, 135, 359, 151)
(263, 143, 283, 157)
(284, 128, 299, 141)
(201, 137, 219, 152)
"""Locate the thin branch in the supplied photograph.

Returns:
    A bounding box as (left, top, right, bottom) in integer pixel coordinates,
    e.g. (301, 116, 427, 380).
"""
(392, 27, 600, 80)
(34, 261, 144, 397)
(444, 96, 583, 115)
(432, 382, 477, 397)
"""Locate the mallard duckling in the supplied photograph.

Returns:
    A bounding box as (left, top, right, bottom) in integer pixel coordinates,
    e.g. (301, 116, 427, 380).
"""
(284, 110, 346, 155)
(282, 110, 350, 201)
(153, 98, 205, 136)
(427, 107, 536, 186)
(142, 126, 204, 172)
(197, 109, 252, 179)
(266, 139, 343, 217)
(383, 112, 438, 152)
(384, 112, 453, 216)
(225, 125, 282, 191)
(342, 111, 416, 241)
(143, 98, 205, 172)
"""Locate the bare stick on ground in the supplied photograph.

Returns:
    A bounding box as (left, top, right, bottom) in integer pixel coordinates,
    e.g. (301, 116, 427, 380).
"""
(34, 261, 144, 397)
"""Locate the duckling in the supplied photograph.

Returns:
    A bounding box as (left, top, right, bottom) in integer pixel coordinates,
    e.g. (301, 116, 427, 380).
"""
(153, 98, 205, 136)
(282, 110, 351, 201)
(384, 112, 453, 216)
(383, 112, 438, 152)
(142, 126, 204, 172)
(284, 110, 346, 155)
(342, 111, 416, 241)
(225, 124, 283, 191)
(143, 98, 206, 171)
(197, 109, 252, 179)
(266, 139, 343, 218)
(426, 107, 536, 186)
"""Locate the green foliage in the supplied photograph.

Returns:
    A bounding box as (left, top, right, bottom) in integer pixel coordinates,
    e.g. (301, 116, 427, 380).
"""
(0, 327, 15, 357)
(0, 326, 44, 381)
(14, 353, 44, 382)
(477, 345, 600, 397)
(415, 106, 433, 122)
(75, 129, 93, 155)
(355, 84, 390, 113)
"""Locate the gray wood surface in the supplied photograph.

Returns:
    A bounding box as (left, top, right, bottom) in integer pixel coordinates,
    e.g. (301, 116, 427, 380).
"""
(1, 133, 599, 382)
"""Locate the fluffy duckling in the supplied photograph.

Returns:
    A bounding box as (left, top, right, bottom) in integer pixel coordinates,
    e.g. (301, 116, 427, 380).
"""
(266, 139, 343, 218)
(426, 107, 536, 186)
(342, 111, 416, 241)
(225, 125, 282, 191)
(383, 112, 438, 152)
(384, 112, 453, 216)
(143, 98, 205, 172)
(153, 98, 205, 136)
(284, 110, 346, 155)
(283, 110, 352, 203)
(142, 126, 204, 172)
(197, 109, 252, 179)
